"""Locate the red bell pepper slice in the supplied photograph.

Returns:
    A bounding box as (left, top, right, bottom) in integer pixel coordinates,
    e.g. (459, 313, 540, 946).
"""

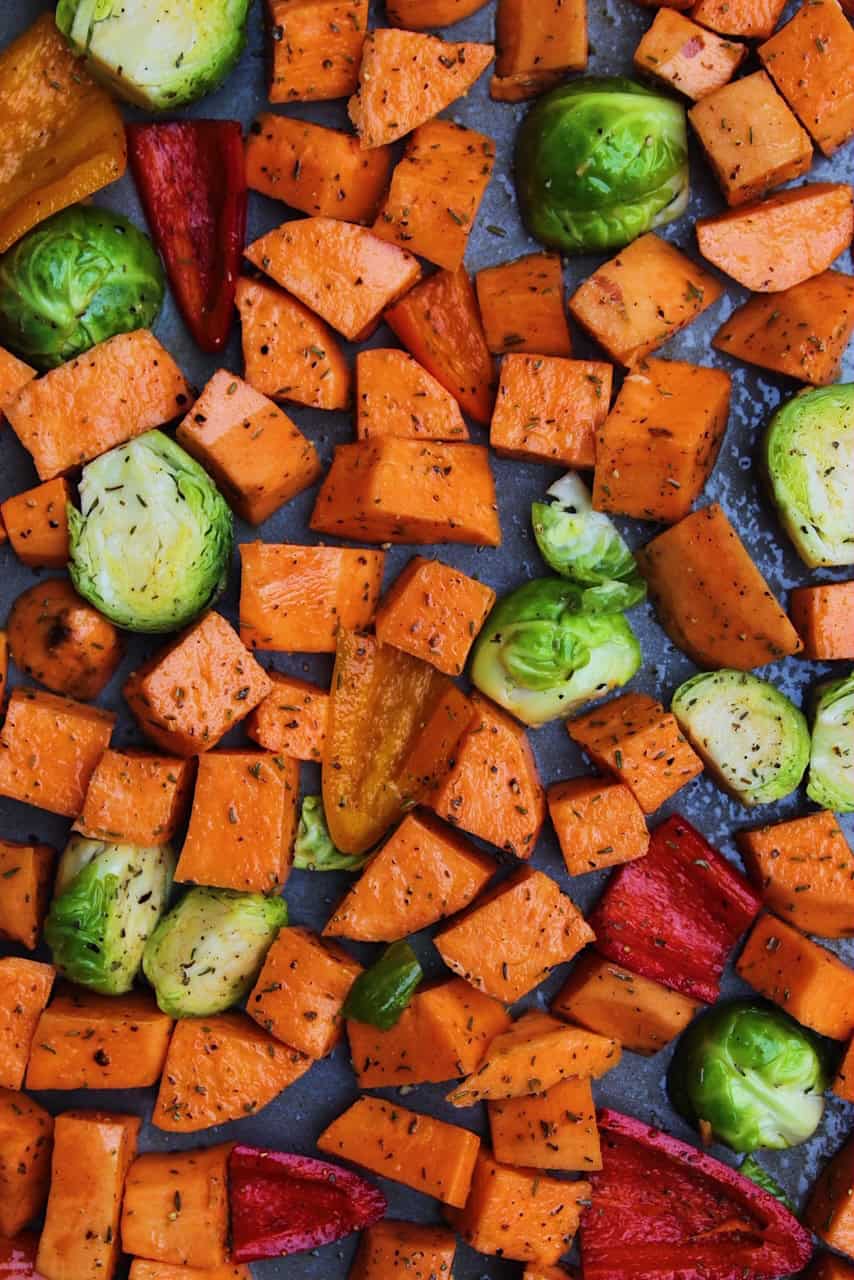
(581, 1110, 813, 1280)
(228, 1145, 387, 1262)
(0, 1232, 44, 1279)
(127, 121, 247, 353)
(588, 813, 761, 1003)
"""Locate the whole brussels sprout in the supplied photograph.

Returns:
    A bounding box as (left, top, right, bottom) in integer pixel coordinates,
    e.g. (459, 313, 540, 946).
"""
(470, 577, 641, 727)
(143, 887, 287, 1017)
(56, 0, 250, 111)
(808, 675, 854, 812)
(515, 77, 689, 255)
(0, 207, 164, 370)
(69, 430, 233, 633)
(668, 1001, 828, 1152)
(294, 796, 371, 873)
(45, 835, 175, 995)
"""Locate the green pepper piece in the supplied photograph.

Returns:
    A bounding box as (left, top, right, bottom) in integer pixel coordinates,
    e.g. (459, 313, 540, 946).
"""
(342, 941, 423, 1031)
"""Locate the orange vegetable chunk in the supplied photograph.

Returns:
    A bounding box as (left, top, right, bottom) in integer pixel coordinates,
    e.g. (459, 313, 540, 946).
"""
(489, 70, 567, 102)
(759, 0, 854, 156)
(267, 0, 368, 103)
(592, 357, 731, 522)
(0, 348, 35, 414)
(491, 354, 612, 468)
(76, 749, 194, 846)
(246, 672, 329, 761)
(387, 0, 490, 25)
(25, 988, 172, 1091)
(494, 0, 588, 88)
(736, 912, 854, 1040)
(245, 217, 421, 342)
(790, 581, 854, 659)
(123, 612, 272, 757)
(637, 503, 804, 668)
(355, 349, 469, 442)
(0, 958, 55, 1090)
(691, 0, 786, 38)
(121, 1145, 231, 1271)
(737, 811, 854, 940)
(489, 1077, 601, 1172)
(153, 1012, 311, 1133)
(0, 688, 114, 817)
(0, 839, 54, 950)
(1, 477, 70, 569)
(248, 926, 362, 1058)
(318, 1096, 480, 1207)
(0, 630, 5, 699)
(129, 1264, 252, 1280)
(476, 254, 572, 357)
(633, 11, 746, 100)
(806, 1135, 854, 1258)
(0, 1088, 52, 1237)
(4, 331, 189, 481)
(524, 1268, 579, 1280)
(348, 29, 494, 149)
(7, 578, 123, 700)
(835, 1039, 854, 1103)
(37, 1110, 140, 1280)
(569, 234, 722, 365)
(435, 867, 594, 1003)
(374, 557, 496, 676)
(349, 1220, 457, 1280)
(547, 776, 649, 876)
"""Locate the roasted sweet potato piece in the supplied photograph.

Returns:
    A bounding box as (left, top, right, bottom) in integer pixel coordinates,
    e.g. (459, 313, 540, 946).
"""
(490, 354, 612, 467)
(691, 0, 787, 39)
(737, 812, 854, 939)
(0, 688, 114, 817)
(130, 1264, 252, 1280)
(524, 1268, 579, 1280)
(121, 1146, 232, 1270)
(374, 557, 495, 676)
(633, 11, 746, 100)
(737, 913, 854, 1040)
(0, 958, 55, 1091)
(0, 631, 6, 700)
(7, 579, 123, 701)
(355, 349, 469, 442)
(835, 1039, 854, 1104)
(350, 1221, 458, 1280)
(267, 0, 368, 103)
(790, 581, 854, 659)
(494, 0, 588, 97)
(0, 348, 35, 415)
(476, 254, 572, 356)
(0, 839, 53, 951)
(547, 776, 649, 876)
(76, 749, 193, 845)
(759, 0, 854, 156)
(387, 0, 490, 25)
(489, 69, 566, 101)
(806, 1135, 854, 1257)
(248, 927, 362, 1058)
(1, 478, 70, 569)
(0, 1089, 52, 1238)
(489, 1077, 601, 1172)
(245, 672, 329, 761)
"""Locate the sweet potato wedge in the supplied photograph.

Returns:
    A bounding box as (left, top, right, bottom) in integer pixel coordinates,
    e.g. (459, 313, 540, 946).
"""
(248, 927, 362, 1059)
(0, 839, 54, 951)
(489, 1077, 601, 1172)
(0, 688, 114, 817)
(355, 349, 469, 442)
(491, 354, 612, 468)
(0, 957, 55, 1090)
(547, 776, 649, 876)
(267, 0, 368, 103)
(737, 913, 854, 1040)
(76, 749, 193, 846)
(374, 557, 495, 676)
(494, 0, 588, 90)
(790, 581, 854, 659)
(0, 1089, 52, 1238)
(1, 477, 70, 569)
(349, 1221, 457, 1280)
(691, 0, 787, 39)
(737, 811, 854, 939)
(0, 348, 35, 415)
(806, 1136, 854, 1259)
(759, 0, 854, 156)
(121, 1146, 231, 1271)
(245, 672, 329, 761)
(476, 254, 572, 356)
(633, 10, 746, 100)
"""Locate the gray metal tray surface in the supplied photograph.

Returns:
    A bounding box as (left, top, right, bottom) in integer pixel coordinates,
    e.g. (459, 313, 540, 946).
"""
(0, 2, 852, 1277)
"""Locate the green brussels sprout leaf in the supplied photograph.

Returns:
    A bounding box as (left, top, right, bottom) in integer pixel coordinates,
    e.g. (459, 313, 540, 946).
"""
(739, 1156, 794, 1211)
(342, 941, 423, 1031)
(294, 796, 372, 872)
(808, 675, 854, 812)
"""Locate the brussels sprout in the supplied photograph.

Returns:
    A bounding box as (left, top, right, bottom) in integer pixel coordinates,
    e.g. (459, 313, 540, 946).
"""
(56, 0, 250, 111)
(763, 384, 854, 568)
(69, 430, 233, 633)
(532, 472, 646, 611)
(142, 887, 287, 1017)
(671, 670, 809, 806)
(808, 675, 854, 812)
(668, 1000, 828, 1152)
(0, 207, 164, 371)
(294, 796, 371, 873)
(45, 835, 175, 995)
(470, 577, 642, 727)
(515, 76, 689, 255)
(739, 1156, 794, 1211)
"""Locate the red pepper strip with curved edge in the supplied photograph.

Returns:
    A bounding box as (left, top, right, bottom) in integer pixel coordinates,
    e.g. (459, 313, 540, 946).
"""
(0, 1232, 44, 1279)
(127, 121, 247, 353)
(228, 1145, 387, 1262)
(581, 1110, 814, 1280)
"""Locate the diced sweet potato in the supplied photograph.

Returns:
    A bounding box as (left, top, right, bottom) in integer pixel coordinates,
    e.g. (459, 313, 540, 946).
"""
(129, 1264, 252, 1280)
(490, 70, 566, 101)
(245, 672, 329, 761)
(349, 1221, 457, 1280)
(494, 0, 588, 90)
(790, 581, 854, 659)
(0, 1089, 52, 1238)
(25, 988, 172, 1091)
(435, 867, 594, 1003)
(691, 0, 786, 39)
(0, 958, 55, 1091)
(355, 349, 469, 442)
(633, 11, 746, 100)
(547, 776, 649, 876)
(121, 1145, 231, 1270)
(374, 558, 496, 676)
(1, 477, 70, 569)
(268, 0, 368, 103)
(637, 503, 805, 668)
(835, 1039, 854, 1103)
(759, 0, 854, 156)
(569, 234, 722, 365)
(806, 1135, 854, 1258)
(7, 578, 123, 701)
(310, 439, 501, 546)
(348, 29, 494, 149)
(476, 254, 572, 357)
(736, 912, 854, 1040)
(593, 357, 730, 521)
(387, 0, 490, 25)
(0, 688, 114, 817)
(76, 750, 194, 845)
(0, 630, 6, 699)
(123, 612, 272, 757)
(0, 839, 54, 950)
(0, 348, 35, 416)
(737, 812, 854, 939)
(248, 926, 362, 1058)
(489, 1078, 601, 1172)
(239, 542, 385, 652)
(491, 354, 612, 467)
(318, 1097, 480, 1207)
(689, 72, 813, 207)
(712, 269, 854, 385)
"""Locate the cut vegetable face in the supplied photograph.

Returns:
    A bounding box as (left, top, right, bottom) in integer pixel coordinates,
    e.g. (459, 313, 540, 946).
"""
(808, 675, 854, 812)
(69, 430, 233, 633)
(294, 796, 370, 873)
(671, 670, 809, 806)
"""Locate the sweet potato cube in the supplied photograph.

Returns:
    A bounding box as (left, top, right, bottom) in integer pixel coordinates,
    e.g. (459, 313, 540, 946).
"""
(806, 1135, 854, 1258)
(325, 810, 495, 942)
(447, 1151, 590, 1264)
(737, 812, 854, 940)
(569, 234, 722, 366)
(130, 1264, 252, 1280)
(0, 347, 35, 415)
(153, 1011, 311, 1133)
(350, 1221, 457, 1280)
(374, 558, 496, 677)
(431, 692, 545, 858)
(0, 688, 114, 817)
(689, 73, 813, 207)
(759, 0, 854, 156)
(26, 988, 172, 1091)
(633, 11, 746, 100)
(712, 269, 854, 385)
(239, 542, 385, 652)
(121, 1145, 231, 1270)
(737, 913, 854, 1040)
(0, 839, 54, 950)
(355, 349, 469, 442)
(691, 0, 786, 39)
(123, 612, 272, 757)
(835, 1039, 854, 1103)
(38, 1110, 140, 1280)
(495, 0, 588, 83)
(175, 750, 298, 894)
(491, 355, 613, 468)
(547, 776, 649, 876)
(435, 867, 594, 1003)
(0, 1089, 53, 1237)
(386, 0, 492, 25)
(318, 1096, 480, 1207)
(246, 672, 329, 761)
(593, 357, 730, 522)
(790, 582, 854, 659)
(0, 958, 55, 1090)
(310, 439, 501, 547)
(176, 370, 321, 525)
(1, 477, 70, 569)
(76, 750, 194, 845)
(476, 254, 572, 357)
(489, 1078, 601, 1172)
(0, 630, 6, 696)
(552, 953, 703, 1055)
(248, 926, 362, 1058)
(268, 0, 368, 102)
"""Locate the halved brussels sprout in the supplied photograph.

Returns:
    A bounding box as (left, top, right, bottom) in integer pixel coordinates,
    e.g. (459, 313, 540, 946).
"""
(763, 384, 854, 568)
(515, 76, 689, 255)
(470, 577, 642, 727)
(45, 836, 175, 995)
(671, 670, 809, 806)
(532, 472, 646, 611)
(69, 430, 233, 633)
(56, 0, 250, 111)
(808, 675, 854, 812)
(142, 887, 287, 1018)
(294, 796, 371, 873)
